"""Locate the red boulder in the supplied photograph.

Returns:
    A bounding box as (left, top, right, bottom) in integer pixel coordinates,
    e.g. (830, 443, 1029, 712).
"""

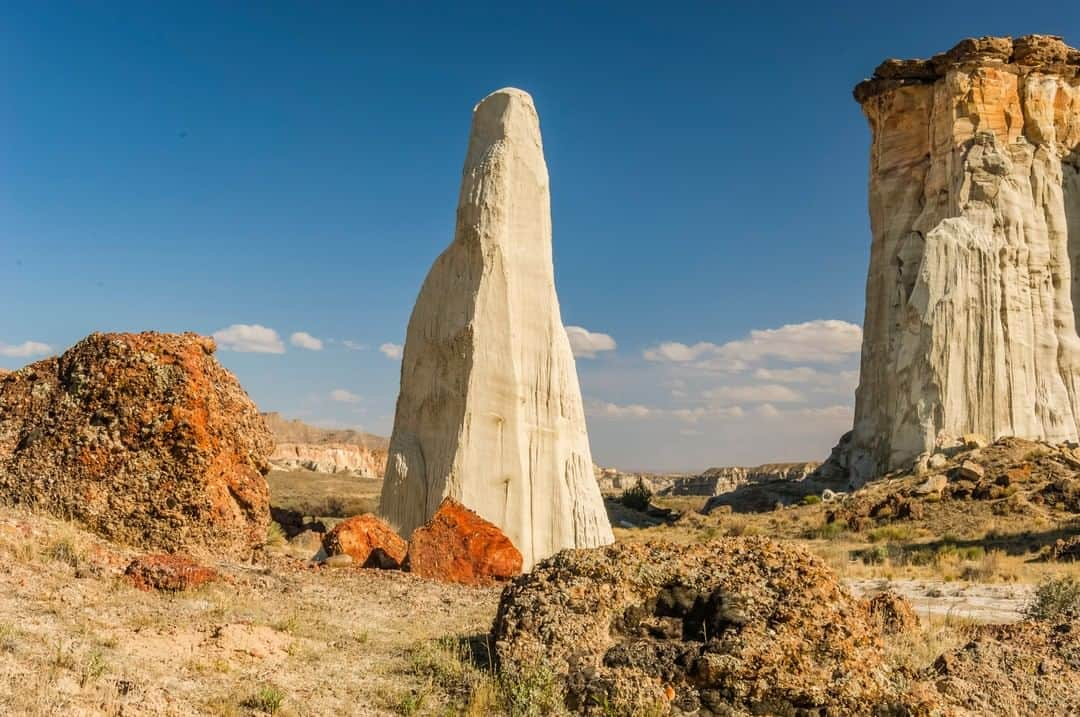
(124, 554, 218, 592)
(404, 498, 522, 586)
(322, 514, 407, 568)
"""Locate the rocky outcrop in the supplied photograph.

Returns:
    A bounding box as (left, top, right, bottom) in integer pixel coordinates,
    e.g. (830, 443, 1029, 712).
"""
(923, 621, 1080, 715)
(593, 466, 677, 495)
(840, 35, 1080, 483)
(262, 413, 388, 476)
(379, 88, 613, 568)
(492, 538, 897, 714)
(404, 498, 522, 586)
(270, 443, 386, 477)
(670, 462, 820, 496)
(0, 332, 272, 556)
(322, 514, 407, 569)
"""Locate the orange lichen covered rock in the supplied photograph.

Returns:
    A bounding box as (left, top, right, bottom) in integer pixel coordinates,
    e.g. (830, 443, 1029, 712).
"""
(124, 553, 218, 592)
(322, 514, 406, 568)
(404, 498, 522, 586)
(0, 332, 272, 557)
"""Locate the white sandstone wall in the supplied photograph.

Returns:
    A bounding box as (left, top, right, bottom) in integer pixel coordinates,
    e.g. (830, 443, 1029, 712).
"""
(845, 35, 1080, 482)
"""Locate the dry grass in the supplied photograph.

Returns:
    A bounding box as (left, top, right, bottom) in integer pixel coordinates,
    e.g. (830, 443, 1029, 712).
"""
(0, 463, 1074, 714)
(267, 469, 382, 522)
(881, 612, 978, 676)
(0, 504, 502, 716)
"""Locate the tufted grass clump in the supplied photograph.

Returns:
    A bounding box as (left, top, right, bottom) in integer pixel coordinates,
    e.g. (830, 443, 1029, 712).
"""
(241, 685, 286, 714)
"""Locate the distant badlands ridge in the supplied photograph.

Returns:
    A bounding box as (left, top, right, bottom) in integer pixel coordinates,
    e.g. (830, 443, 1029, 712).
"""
(265, 413, 818, 496)
(263, 412, 389, 478)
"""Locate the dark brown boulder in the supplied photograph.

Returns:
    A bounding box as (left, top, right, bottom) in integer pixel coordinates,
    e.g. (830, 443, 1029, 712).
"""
(492, 537, 895, 714)
(0, 332, 272, 557)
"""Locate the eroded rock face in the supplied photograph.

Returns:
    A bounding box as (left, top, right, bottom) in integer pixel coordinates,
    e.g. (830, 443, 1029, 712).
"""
(379, 88, 613, 567)
(492, 538, 896, 715)
(0, 332, 272, 556)
(322, 514, 407, 569)
(270, 443, 387, 477)
(404, 498, 522, 586)
(844, 35, 1080, 483)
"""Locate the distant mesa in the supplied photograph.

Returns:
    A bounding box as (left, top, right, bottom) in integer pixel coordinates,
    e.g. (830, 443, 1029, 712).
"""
(0, 332, 272, 557)
(379, 87, 614, 568)
(262, 412, 388, 477)
(826, 34, 1080, 484)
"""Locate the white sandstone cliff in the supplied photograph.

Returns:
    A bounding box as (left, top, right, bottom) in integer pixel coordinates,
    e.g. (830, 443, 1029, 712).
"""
(670, 462, 821, 496)
(269, 443, 387, 477)
(379, 88, 614, 567)
(842, 35, 1080, 483)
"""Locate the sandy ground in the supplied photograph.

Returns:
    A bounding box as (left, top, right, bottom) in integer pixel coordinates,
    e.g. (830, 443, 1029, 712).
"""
(846, 578, 1032, 623)
(0, 507, 500, 716)
(0, 467, 1074, 715)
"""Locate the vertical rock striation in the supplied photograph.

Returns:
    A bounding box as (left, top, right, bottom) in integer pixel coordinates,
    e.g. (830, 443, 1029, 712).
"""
(844, 35, 1080, 483)
(379, 88, 613, 568)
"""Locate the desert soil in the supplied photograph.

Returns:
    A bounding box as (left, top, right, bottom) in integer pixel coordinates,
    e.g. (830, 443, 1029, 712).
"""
(0, 466, 1075, 715)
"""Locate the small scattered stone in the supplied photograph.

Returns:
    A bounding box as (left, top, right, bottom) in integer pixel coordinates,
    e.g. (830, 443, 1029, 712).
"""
(956, 461, 986, 481)
(322, 554, 354, 568)
(916, 475, 948, 496)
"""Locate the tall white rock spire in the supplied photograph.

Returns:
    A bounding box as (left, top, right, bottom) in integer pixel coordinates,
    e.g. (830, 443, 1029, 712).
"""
(379, 88, 614, 568)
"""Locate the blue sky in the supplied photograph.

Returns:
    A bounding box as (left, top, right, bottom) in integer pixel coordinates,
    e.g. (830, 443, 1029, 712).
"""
(3, 2, 1078, 470)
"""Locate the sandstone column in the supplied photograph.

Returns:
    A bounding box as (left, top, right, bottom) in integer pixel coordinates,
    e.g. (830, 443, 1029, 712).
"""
(842, 35, 1080, 483)
(379, 88, 614, 568)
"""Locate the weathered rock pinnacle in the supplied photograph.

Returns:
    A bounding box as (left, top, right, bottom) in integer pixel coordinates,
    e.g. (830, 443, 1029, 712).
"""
(839, 35, 1080, 483)
(379, 88, 614, 568)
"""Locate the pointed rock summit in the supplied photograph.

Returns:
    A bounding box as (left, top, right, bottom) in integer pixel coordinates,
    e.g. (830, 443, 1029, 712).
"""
(379, 88, 614, 568)
(838, 35, 1080, 483)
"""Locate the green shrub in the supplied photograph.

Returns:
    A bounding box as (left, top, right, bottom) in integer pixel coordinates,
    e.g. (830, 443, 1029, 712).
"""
(1025, 576, 1080, 622)
(862, 544, 890, 565)
(242, 685, 286, 714)
(619, 479, 653, 512)
(801, 494, 822, 506)
(803, 521, 847, 540)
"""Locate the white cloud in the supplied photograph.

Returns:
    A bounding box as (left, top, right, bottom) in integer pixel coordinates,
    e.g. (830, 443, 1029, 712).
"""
(643, 341, 718, 363)
(290, 332, 323, 351)
(565, 326, 617, 358)
(704, 384, 804, 405)
(379, 343, 403, 360)
(212, 324, 285, 354)
(752, 366, 821, 383)
(644, 320, 862, 369)
(755, 403, 781, 418)
(330, 389, 362, 403)
(587, 400, 652, 418)
(342, 340, 366, 351)
(587, 400, 746, 424)
(0, 341, 52, 358)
